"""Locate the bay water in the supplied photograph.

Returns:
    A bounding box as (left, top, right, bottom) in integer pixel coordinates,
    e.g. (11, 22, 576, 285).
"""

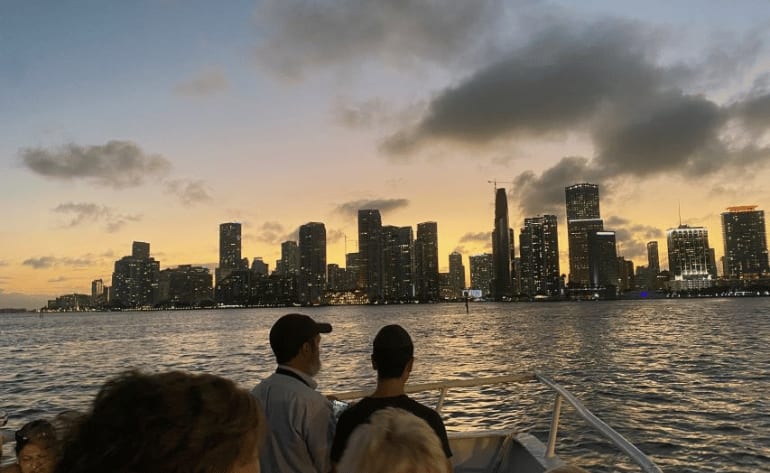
(1, 299, 769, 472)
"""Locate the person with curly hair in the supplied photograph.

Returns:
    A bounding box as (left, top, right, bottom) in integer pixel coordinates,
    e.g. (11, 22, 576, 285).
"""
(54, 370, 264, 473)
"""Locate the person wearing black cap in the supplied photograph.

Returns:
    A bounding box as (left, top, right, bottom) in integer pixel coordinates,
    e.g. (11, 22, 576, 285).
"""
(252, 313, 335, 473)
(329, 324, 452, 471)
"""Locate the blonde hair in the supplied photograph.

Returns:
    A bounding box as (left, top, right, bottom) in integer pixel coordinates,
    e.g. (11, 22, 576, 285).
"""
(337, 407, 449, 473)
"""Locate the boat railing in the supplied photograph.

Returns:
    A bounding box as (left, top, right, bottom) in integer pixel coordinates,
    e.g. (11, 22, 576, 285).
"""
(332, 372, 663, 473)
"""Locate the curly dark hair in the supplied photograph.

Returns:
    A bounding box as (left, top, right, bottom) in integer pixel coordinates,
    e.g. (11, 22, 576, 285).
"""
(54, 370, 263, 473)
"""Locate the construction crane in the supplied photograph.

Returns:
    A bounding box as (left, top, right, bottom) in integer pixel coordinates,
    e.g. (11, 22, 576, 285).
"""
(488, 179, 514, 190)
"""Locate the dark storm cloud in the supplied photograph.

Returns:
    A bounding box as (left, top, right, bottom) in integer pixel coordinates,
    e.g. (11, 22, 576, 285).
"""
(164, 179, 213, 206)
(381, 19, 665, 153)
(731, 92, 770, 135)
(20, 141, 171, 188)
(253, 0, 503, 79)
(52, 202, 142, 233)
(382, 15, 770, 214)
(334, 198, 410, 218)
(22, 256, 96, 269)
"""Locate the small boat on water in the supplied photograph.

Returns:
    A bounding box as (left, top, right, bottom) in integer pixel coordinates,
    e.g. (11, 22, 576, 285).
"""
(2, 372, 662, 473)
(332, 372, 663, 473)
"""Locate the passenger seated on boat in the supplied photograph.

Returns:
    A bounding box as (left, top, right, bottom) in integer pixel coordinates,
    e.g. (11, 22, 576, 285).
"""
(252, 313, 336, 473)
(336, 407, 449, 473)
(330, 324, 452, 472)
(53, 370, 264, 473)
(0, 419, 58, 473)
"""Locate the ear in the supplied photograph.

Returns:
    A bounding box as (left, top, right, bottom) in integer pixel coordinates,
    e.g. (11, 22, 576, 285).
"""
(404, 358, 414, 375)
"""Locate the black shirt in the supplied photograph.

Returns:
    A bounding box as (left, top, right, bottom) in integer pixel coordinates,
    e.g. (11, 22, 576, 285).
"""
(330, 395, 453, 463)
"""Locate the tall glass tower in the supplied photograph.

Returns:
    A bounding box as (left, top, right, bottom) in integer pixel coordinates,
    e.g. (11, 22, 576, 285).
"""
(519, 215, 560, 297)
(492, 188, 512, 300)
(217, 222, 242, 284)
(721, 206, 769, 278)
(358, 209, 382, 302)
(565, 183, 603, 288)
(299, 222, 326, 304)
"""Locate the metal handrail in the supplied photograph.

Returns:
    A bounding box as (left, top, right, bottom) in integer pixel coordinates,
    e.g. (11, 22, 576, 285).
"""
(330, 372, 663, 473)
(535, 372, 663, 473)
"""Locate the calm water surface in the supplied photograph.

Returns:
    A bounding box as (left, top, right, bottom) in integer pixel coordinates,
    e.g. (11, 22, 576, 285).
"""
(1, 299, 769, 473)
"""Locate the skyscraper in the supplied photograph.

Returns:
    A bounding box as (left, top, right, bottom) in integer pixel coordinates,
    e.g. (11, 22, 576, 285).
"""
(647, 241, 660, 273)
(519, 215, 560, 297)
(667, 224, 714, 290)
(565, 183, 603, 288)
(448, 252, 466, 299)
(469, 254, 493, 297)
(721, 206, 769, 279)
(280, 241, 300, 276)
(415, 221, 439, 301)
(112, 241, 160, 308)
(588, 231, 618, 290)
(381, 225, 414, 301)
(217, 223, 242, 284)
(358, 209, 383, 302)
(492, 188, 512, 300)
(299, 222, 326, 305)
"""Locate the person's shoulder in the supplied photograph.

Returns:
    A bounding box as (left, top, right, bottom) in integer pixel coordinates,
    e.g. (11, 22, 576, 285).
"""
(403, 396, 443, 419)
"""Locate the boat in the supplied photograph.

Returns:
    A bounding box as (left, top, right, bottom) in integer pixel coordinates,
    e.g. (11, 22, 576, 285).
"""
(1, 372, 663, 472)
(332, 372, 663, 473)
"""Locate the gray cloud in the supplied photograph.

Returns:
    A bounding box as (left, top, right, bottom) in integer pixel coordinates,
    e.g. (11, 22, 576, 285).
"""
(21, 141, 171, 188)
(174, 68, 229, 96)
(459, 232, 491, 243)
(253, 0, 503, 79)
(47, 276, 71, 283)
(249, 222, 296, 246)
(164, 179, 213, 206)
(731, 92, 770, 135)
(22, 256, 97, 269)
(0, 260, 7, 267)
(53, 202, 142, 233)
(511, 157, 598, 216)
(381, 16, 770, 214)
(334, 198, 410, 218)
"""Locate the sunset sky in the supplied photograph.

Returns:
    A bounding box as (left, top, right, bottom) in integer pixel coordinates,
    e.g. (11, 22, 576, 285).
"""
(2, 0, 770, 309)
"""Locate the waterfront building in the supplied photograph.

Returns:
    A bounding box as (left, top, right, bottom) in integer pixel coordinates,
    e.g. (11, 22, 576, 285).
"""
(91, 279, 105, 306)
(299, 222, 326, 305)
(666, 225, 715, 290)
(216, 223, 243, 285)
(112, 241, 160, 308)
(721, 206, 769, 279)
(279, 241, 300, 276)
(469, 253, 493, 297)
(565, 183, 604, 288)
(358, 209, 383, 302)
(251, 257, 269, 277)
(449, 252, 466, 299)
(158, 265, 213, 307)
(492, 188, 512, 300)
(617, 257, 635, 291)
(588, 231, 618, 292)
(381, 225, 414, 302)
(518, 215, 560, 297)
(647, 241, 660, 273)
(415, 221, 439, 302)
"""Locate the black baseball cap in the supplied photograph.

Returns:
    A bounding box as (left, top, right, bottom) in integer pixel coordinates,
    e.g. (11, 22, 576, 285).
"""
(270, 313, 332, 363)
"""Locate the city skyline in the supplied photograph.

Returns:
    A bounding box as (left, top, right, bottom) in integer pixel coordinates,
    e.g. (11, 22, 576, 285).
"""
(2, 1, 770, 308)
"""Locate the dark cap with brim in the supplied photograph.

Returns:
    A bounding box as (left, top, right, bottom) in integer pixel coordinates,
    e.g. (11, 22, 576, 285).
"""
(270, 313, 332, 363)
